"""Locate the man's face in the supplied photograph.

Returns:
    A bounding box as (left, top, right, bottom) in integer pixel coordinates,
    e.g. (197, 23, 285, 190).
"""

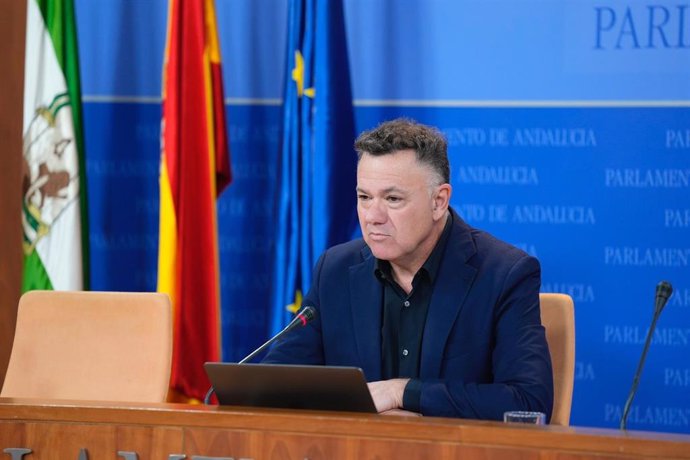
(356, 149, 446, 270)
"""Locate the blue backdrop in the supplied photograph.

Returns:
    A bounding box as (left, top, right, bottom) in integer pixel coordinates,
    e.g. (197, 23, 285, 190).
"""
(75, 0, 690, 433)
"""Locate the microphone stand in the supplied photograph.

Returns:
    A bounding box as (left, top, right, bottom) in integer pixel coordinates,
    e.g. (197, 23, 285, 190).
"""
(202, 336, 278, 404)
(203, 306, 316, 405)
(236, 330, 288, 365)
(619, 309, 661, 430)
(620, 282, 673, 430)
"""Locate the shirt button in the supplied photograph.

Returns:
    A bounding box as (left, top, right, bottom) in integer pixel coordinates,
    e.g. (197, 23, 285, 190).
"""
(402, 349, 409, 356)
(403, 300, 410, 307)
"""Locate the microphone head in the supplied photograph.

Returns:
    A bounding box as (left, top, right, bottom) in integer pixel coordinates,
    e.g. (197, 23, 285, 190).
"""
(298, 305, 317, 324)
(654, 281, 673, 314)
(282, 306, 318, 333)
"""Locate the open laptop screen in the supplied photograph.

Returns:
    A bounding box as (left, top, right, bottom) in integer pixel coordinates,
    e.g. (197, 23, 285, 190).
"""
(204, 362, 377, 413)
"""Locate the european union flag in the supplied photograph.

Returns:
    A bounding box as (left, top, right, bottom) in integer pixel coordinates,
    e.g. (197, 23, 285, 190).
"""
(271, 0, 357, 334)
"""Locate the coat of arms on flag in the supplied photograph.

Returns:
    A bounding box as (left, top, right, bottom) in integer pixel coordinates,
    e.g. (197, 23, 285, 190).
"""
(22, 92, 80, 256)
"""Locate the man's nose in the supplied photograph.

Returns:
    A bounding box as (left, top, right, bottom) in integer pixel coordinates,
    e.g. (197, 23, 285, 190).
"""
(364, 199, 386, 224)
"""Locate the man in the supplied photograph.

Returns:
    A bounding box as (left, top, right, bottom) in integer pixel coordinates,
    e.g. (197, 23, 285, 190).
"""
(264, 118, 553, 420)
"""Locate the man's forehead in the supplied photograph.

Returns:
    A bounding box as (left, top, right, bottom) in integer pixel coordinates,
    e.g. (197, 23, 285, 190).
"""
(359, 149, 417, 161)
(359, 153, 423, 174)
(357, 154, 435, 187)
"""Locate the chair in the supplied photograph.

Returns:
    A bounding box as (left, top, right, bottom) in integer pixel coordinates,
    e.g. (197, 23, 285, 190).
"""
(1, 290, 172, 403)
(539, 293, 575, 426)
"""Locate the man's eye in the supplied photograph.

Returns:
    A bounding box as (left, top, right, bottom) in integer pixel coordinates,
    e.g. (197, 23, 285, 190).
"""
(387, 196, 402, 203)
(357, 194, 370, 201)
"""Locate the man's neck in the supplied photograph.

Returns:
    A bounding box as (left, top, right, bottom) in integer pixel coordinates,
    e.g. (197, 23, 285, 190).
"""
(389, 212, 449, 294)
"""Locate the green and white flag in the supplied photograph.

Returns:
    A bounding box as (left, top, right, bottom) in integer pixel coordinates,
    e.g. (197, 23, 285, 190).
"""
(22, 0, 88, 292)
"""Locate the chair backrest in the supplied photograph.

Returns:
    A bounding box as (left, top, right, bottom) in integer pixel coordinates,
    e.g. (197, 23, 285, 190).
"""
(1, 290, 172, 403)
(539, 293, 575, 426)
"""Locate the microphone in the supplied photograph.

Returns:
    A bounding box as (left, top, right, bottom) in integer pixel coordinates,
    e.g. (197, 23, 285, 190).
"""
(653, 281, 673, 316)
(238, 305, 316, 364)
(620, 281, 673, 430)
(203, 306, 317, 404)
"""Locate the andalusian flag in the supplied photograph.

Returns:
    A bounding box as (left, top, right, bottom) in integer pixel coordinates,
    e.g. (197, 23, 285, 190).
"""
(271, 0, 358, 334)
(22, 0, 88, 293)
(158, 0, 232, 401)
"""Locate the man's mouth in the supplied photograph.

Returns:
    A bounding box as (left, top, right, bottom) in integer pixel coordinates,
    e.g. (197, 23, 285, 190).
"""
(368, 232, 389, 241)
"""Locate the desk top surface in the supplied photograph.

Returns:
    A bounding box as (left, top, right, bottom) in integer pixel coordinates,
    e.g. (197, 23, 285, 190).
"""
(0, 397, 689, 459)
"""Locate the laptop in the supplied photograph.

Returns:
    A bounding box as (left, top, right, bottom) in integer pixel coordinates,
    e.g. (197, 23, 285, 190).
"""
(204, 362, 377, 413)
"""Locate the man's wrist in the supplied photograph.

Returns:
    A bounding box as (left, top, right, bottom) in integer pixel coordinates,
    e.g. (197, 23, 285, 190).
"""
(395, 378, 411, 408)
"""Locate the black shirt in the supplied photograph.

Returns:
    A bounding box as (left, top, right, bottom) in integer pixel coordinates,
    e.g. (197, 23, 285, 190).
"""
(374, 212, 453, 411)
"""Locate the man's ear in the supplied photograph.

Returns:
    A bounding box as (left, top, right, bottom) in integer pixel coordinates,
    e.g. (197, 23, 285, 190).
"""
(433, 184, 452, 220)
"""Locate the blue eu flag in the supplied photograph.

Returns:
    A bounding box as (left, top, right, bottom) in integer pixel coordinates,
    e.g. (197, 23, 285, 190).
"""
(271, 0, 358, 335)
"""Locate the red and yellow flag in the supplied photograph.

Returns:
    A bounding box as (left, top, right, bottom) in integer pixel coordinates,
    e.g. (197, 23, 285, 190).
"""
(158, 0, 231, 401)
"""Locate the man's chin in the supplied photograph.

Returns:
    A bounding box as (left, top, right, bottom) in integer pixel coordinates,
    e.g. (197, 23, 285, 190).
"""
(366, 243, 398, 262)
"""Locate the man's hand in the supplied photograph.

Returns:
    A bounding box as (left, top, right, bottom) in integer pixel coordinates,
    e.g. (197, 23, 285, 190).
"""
(367, 378, 410, 413)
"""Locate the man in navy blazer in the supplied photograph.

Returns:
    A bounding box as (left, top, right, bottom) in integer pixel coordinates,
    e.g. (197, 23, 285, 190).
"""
(264, 119, 553, 420)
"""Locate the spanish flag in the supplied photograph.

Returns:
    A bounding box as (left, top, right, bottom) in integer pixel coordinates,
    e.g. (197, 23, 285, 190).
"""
(158, 0, 231, 401)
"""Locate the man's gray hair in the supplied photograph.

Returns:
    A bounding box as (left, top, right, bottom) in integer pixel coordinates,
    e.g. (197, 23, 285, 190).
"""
(354, 118, 450, 184)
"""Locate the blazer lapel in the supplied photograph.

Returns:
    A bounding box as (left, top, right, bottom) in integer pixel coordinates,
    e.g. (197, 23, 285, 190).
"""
(420, 214, 478, 378)
(349, 247, 383, 381)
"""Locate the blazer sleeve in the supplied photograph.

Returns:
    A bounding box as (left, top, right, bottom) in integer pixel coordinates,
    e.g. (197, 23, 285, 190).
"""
(410, 255, 554, 421)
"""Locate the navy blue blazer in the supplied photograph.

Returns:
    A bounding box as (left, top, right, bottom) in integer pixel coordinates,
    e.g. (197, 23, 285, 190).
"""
(264, 211, 554, 421)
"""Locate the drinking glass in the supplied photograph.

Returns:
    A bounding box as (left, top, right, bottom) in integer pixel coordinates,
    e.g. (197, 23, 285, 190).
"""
(503, 411, 546, 425)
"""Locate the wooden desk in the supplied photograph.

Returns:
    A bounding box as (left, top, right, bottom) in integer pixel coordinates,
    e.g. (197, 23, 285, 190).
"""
(0, 398, 689, 459)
